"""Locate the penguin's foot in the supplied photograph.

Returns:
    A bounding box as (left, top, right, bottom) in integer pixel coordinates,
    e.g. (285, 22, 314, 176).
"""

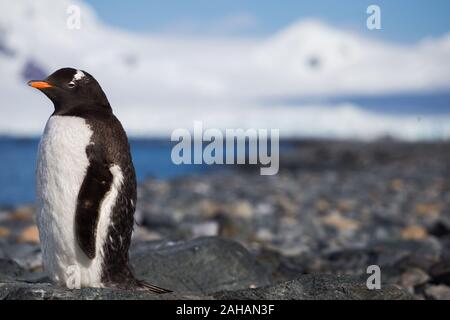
(138, 280, 172, 294)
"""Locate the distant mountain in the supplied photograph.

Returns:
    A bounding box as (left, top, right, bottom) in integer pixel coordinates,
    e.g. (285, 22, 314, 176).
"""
(0, 0, 449, 139)
(253, 19, 450, 96)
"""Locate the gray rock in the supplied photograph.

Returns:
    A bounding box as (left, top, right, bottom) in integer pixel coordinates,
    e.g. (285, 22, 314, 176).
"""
(1, 237, 271, 299)
(0, 281, 204, 300)
(214, 275, 412, 300)
(131, 237, 271, 294)
(372, 239, 441, 271)
(0, 258, 48, 284)
(429, 260, 450, 285)
(0, 259, 26, 282)
(399, 268, 430, 289)
(0, 237, 425, 300)
(0, 243, 42, 270)
(424, 284, 450, 300)
(0, 274, 412, 300)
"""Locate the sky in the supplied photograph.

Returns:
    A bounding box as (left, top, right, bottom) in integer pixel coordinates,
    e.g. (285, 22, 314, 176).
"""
(84, 0, 450, 43)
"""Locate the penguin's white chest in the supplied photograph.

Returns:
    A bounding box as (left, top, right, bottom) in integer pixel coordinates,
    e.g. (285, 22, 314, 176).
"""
(36, 115, 104, 287)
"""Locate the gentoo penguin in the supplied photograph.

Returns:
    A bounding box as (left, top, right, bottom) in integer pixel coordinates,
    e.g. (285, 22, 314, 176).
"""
(28, 68, 170, 293)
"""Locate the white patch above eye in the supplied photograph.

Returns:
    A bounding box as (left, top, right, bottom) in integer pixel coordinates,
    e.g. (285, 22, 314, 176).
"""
(73, 70, 85, 81)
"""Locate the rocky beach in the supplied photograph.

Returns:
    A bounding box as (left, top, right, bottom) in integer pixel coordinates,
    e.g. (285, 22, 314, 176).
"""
(1, 140, 450, 300)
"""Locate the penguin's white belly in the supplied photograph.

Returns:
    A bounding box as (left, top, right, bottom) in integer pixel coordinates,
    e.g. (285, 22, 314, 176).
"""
(36, 115, 108, 288)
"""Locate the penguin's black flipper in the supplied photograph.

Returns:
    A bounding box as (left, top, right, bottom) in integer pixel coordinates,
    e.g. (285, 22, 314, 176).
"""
(75, 145, 113, 259)
(138, 280, 173, 294)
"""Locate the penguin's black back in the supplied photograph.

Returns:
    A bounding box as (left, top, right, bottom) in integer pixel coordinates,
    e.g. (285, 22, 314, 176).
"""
(88, 112, 137, 286)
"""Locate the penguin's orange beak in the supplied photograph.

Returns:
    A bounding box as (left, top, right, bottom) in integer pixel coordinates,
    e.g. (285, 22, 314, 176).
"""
(28, 80, 53, 89)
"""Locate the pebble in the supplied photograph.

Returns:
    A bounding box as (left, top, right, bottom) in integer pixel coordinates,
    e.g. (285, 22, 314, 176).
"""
(9, 206, 34, 221)
(315, 199, 330, 212)
(320, 212, 360, 232)
(425, 285, 450, 300)
(400, 268, 430, 289)
(133, 226, 162, 242)
(0, 226, 10, 238)
(17, 225, 40, 244)
(390, 179, 404, 192)
(255, 229, 274, 242)
(198, 200, 221, 218)
(230, 201, 253, 220)
(190, 221, 219, 238)
(415, 203, 441, 218)
(429, 261, 450, 285)
(275, 196, 297, 217)
(401, 226, 428, 240)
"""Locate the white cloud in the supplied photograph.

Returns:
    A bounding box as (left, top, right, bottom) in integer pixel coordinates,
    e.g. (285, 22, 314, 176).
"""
(0, 0, 450, 140)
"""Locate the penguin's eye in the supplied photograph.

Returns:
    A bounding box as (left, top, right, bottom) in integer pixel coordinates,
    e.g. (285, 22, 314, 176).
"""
(68, 82, 76, 88)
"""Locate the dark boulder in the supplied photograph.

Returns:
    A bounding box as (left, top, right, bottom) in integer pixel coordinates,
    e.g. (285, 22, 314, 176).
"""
(131, 237, 271, 294)
(214, 274, 412, 300)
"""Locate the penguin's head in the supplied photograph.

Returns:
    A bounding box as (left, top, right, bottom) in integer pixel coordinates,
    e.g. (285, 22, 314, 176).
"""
(28, 68, 111, 112)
